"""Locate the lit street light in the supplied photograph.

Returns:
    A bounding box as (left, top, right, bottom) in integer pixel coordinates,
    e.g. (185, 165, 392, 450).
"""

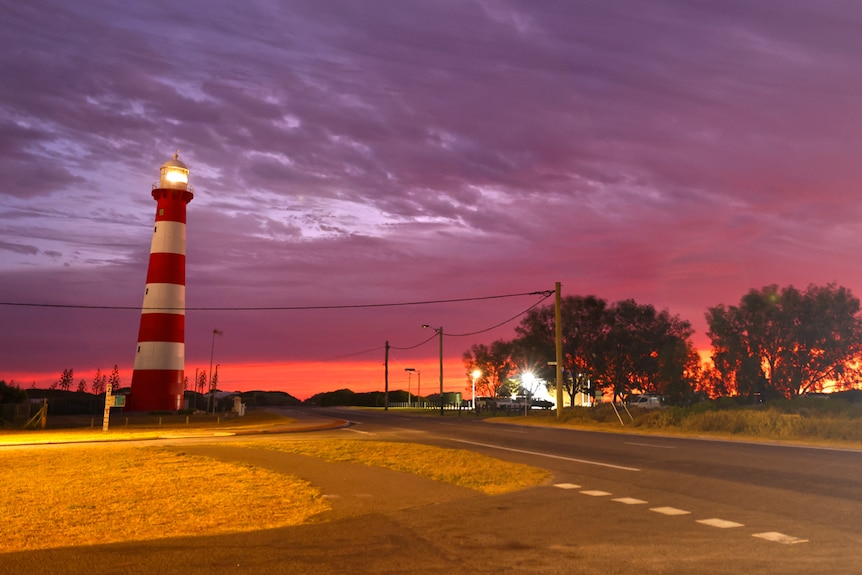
(522, 372, 535, 416)
(422, 324, 444, 415)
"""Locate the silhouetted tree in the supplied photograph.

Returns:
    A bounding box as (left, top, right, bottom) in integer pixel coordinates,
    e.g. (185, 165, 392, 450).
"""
(513, 295, 609, 405)
(508, 296, 697, 404)
(0, 380, 28, 404)
(56, 368, 74, 391)
(92, 368, 107, 394)
(197, 371, 207, 394)
(462, 340, 514, 397)
(108, 365, 121, 392)
(707, 283, 862, 397)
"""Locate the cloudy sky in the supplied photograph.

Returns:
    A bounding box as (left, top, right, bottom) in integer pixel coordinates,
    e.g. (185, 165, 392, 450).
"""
(3, 1, 862, 398)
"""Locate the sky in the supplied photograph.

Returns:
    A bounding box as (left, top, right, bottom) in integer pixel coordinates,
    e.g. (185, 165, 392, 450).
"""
(3, 1, 862, 400)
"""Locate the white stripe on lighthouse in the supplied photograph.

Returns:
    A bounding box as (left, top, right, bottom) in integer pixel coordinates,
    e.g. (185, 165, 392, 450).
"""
(134, 341, 185, 370)
(142, 283, 186, 314)
(151, 221, 187, 255)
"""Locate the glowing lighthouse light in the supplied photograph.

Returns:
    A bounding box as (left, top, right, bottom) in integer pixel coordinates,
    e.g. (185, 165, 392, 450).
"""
(161, 158, 189, 186)
(128, 152, 194, 412)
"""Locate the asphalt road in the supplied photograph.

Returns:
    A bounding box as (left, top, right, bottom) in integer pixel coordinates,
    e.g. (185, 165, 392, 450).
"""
(2, 407, 860, 574)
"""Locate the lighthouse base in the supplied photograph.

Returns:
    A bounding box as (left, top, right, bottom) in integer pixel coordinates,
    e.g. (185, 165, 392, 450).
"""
(127, 369, 184, 412)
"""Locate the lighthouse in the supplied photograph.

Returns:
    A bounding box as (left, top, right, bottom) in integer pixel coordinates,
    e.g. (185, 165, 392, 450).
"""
(128, 153, 193, 411)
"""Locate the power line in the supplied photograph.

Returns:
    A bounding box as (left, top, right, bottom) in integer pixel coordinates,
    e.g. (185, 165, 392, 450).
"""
(389, 291, 553, 349)
(447, 291, 554, 337)
(0, 290, 553, 311)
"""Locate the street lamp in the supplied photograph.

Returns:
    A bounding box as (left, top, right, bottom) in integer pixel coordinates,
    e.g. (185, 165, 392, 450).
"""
(422, 324, 444, 415)
(471, 369, 481, 412)
(208, 328, 223, 414)
(405, 368, 415, 408)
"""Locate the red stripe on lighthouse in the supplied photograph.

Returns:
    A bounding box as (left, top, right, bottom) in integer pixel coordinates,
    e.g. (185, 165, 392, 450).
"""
(129, 370, 184, 411)
(145, 253, 186, 285)
(137, 313, 185, 343)
(153, 189, 193, 223)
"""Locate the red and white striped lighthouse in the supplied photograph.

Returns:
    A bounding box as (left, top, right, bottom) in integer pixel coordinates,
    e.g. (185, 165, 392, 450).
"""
(128, 153, 193, 411)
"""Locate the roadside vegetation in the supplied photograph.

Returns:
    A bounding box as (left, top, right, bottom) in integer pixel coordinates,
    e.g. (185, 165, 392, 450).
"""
(513, 394, 862, 446)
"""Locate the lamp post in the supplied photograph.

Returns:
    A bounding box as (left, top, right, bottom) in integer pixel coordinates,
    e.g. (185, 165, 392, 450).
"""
(416, 370, 421, 408)
(212, 364, 220, 414)
(405, 368, 415, 408)
(208, 328, 223, 414)
(422, 325, 444, 415)
(471, 369, 481, 412)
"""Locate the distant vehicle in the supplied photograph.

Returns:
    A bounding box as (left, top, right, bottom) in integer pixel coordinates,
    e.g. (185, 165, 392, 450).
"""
(531, 399, 554, 410)
(627, 394, 665, 409)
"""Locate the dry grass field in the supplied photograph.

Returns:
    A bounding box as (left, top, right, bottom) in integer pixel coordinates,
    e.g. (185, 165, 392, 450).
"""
(1, 436, 549, 553)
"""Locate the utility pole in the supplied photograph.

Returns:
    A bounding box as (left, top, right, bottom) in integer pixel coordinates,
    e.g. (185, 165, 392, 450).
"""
(438, 327, 444, 415)
(422, 324, 444, 415)
(555, 281, 564, 418)
(384, 340, 390, 410)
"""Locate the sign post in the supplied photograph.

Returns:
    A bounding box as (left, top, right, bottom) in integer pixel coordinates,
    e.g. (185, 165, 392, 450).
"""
(102, 383, 113, 432)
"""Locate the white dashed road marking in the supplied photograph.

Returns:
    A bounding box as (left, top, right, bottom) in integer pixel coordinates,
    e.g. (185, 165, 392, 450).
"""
(553, 483, 808, 544)
(697, 518, 744, 529)
(613, 497, 648, 505)
(651, 506, 691, 516)
(752, 532, 809, 545)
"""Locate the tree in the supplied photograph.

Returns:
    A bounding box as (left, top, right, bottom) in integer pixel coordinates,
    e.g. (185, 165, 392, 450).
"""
(462, 340, 515, 397)
(511, 296, 697, 405)
(197, 371, 207, 394)
(707, 283, 862, 398)
(76, 379, 87, 393)
(513, 295, 610, 406)
(56, 368, 74, 391)
(92, 368, 107, 394)
(108, 365, 121, 392)
(0, 380, 28, 404)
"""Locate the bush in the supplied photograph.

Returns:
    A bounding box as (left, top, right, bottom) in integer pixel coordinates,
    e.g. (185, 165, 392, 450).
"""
(0, 380, 28, 404)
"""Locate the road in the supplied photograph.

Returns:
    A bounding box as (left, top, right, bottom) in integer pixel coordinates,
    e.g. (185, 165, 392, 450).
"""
(2, 407, 860, 574)
(318, 407, 862, 531)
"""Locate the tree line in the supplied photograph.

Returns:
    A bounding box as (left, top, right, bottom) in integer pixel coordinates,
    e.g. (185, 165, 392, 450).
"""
(463, 283, 862, 405)
(51, 365, 122, 394)
(48, 366, 216, 395)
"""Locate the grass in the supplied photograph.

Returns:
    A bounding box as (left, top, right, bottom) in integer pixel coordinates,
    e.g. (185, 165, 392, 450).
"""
(508, 399, 862, 447)
(0, 446, 329, 553)
(1, 437, 549, 553)
(244, 439, 551, 495)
